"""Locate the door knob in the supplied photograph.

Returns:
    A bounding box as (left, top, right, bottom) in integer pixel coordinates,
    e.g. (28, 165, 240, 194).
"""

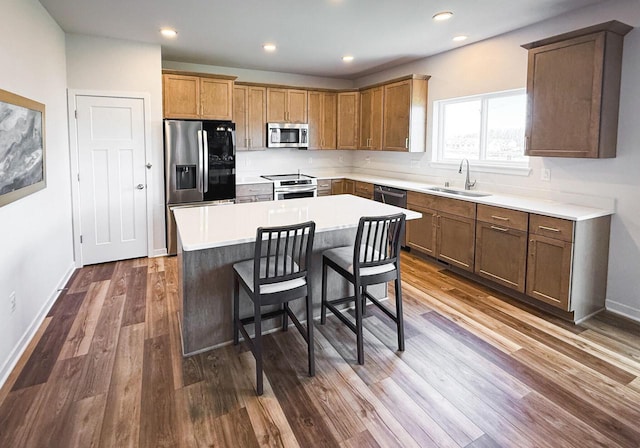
(136, 184, 145, 190)
(146, 163, 152, 169)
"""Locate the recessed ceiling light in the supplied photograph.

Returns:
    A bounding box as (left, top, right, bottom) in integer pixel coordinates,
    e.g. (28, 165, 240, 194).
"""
(342, 55, 354, 62)
(263, 43, 277, 52)
(160, 28, 178, 38)
(432, 11, 453, 21)
(453, 35, 468, 42)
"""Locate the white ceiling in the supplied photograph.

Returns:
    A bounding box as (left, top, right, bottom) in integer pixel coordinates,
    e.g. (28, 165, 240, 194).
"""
(39, 0, 606, 79)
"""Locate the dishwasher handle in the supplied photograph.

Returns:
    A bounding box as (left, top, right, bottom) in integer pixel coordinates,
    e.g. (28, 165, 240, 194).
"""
(374, 187, 407, 199)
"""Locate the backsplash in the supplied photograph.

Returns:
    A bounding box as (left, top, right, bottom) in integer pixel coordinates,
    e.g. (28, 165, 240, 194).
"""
(236, 149, 351, 176)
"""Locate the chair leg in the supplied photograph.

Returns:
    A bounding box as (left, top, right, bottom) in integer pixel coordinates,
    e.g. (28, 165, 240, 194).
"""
(395, 277, 405, 352)
(354, 281, 364, 365)
(282, 302, 289, 331)
(306, 293, 315, 376)
(362, 285, 368, 316)
(254, 300, 263, 395)
(320, 261, 328, 325)
(233, 276, 239, 345)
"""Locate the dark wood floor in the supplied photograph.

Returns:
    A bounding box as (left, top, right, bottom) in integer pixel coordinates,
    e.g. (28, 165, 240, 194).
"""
(1, 253, 640, 447)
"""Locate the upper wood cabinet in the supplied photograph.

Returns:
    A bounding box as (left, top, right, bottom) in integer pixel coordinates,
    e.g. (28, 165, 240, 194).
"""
(522, 21, 632, 158)
(163, 72, 234, 120)
(337, 91, 359, 150)
(308, 91, 337, 150)
(267, 88, 308, 123)
(233, 85, 267, 151)
(382, 76, 429, 152)
(359, 87, 384, 150)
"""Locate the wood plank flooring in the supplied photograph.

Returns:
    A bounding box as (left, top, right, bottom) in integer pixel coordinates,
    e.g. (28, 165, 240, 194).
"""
(1, 252, 640, 447)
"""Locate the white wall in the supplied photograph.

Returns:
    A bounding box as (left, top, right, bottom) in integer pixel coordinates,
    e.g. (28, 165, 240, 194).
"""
(0, 0, 73, 384)
(66, 34, 166, 255)
(352, 0, 640, 319)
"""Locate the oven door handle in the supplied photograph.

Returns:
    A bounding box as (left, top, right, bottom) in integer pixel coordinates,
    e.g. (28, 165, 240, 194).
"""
(276, 188, 317, 193)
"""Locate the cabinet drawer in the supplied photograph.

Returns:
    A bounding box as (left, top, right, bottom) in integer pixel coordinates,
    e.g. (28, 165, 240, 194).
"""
(354, 181, 374, 198)
(407, 191, 436, 210)
(236, 183, 273, 198)
(529, 214, 574, 242)
(436, 197, 476, 219)
(477, 205, 528, 231)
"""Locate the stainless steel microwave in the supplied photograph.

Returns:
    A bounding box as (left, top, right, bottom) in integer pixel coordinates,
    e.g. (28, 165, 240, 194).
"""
(266, 123, 309, 148)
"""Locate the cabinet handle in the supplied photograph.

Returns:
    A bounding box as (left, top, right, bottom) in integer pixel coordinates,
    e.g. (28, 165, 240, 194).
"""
(491, 215, 510, 221)
(405, 137, 409, 149)
(490, 225, 509, 232)
(530, 239, 536, 257)
(538, 225, 560, 232)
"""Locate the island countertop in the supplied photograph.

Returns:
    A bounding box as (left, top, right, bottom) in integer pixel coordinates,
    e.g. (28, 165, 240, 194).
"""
(174, 194, 421, 252)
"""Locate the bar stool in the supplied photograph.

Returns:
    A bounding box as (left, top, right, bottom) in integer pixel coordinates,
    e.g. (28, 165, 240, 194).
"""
(233, 221, 316, 395)
(320, 213, 406, 364)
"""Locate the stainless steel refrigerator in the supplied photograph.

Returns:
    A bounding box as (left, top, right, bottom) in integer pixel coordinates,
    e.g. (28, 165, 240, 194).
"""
(165, 119, 236, 255)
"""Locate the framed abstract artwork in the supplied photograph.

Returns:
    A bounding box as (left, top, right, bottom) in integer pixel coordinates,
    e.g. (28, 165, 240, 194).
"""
(0, 88, 46, 207)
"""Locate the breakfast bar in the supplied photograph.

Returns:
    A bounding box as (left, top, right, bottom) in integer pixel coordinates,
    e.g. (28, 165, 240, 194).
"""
(173, 194, 421, 356)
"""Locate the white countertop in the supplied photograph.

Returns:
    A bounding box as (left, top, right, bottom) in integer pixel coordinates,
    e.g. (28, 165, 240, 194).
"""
(174, 194, 422, 252)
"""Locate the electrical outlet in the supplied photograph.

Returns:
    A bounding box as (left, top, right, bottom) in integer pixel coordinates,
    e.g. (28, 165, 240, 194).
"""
(410, 160, 420, 168)
(307, 157, 313, 164)
(338, 156, 344, 163)
(9, 291, 16, 314)
(541, 168, 551, 181)
(365, 156, 371, 165)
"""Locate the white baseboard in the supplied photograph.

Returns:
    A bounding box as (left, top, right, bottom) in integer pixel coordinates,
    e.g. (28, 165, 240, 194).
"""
(0, 263, 76, 390)
(150, 248, 168, 258)
(606, 299, 640, 323)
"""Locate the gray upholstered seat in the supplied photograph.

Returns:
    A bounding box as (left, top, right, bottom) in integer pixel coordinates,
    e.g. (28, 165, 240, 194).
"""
(322, 246, 395, 277)
(233, 256, 306, 294)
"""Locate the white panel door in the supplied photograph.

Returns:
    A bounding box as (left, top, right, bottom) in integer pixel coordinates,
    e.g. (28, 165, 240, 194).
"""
(76, 95, 147, 265)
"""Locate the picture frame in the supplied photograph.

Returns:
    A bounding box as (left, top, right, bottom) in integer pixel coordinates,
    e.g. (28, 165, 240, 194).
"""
(0, 88, 46, 207)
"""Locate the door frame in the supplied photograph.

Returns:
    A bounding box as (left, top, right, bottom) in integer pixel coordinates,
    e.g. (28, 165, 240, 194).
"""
(67, 90, 154, 267)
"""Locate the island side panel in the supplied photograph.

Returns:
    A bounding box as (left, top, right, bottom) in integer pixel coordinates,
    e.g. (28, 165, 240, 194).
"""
(179, 227, 386, 355)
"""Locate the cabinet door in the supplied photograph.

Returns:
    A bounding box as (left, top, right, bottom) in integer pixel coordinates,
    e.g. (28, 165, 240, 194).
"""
(200, 78, 233, 120)
(526, 33, 604, 158)
(288, 89, 308, 123)
(383, 80, 411, 151)
(406, 206, 437, 257)
(354, 181, 373, 199)
(437, 212, 475, 272)
(344, 179, 355, 194)
(526, 234, 572, 310)
(475, 222, 527, 292)
(331, 179, 344, 194)
(359, 89, 372, 149)
(163, 74, 200, 119)
(337, 92, 359, 150)
(267, 88, 287, 122)
(370, 86, 384, 150)
(307, 91, 323, 149)
(247, 86, 267, 149)
(322, 93, 337, 149)
(233, 86, 249, 151)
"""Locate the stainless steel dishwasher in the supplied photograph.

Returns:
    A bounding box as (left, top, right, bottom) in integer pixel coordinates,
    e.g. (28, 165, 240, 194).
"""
(373, 185, 408, 247)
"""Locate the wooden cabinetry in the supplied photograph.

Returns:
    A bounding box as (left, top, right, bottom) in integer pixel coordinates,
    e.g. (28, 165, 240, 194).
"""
(475, 205, 528, 292)
(331, 179, 352, 195)
(267, 88, 308, 123)
(233, 85, 267, 151)
(406, 192, 476, 272)
(359, 87, 383, 150)
(308, 91, 337, 149)
(522, 21, 632, 158)
(337, 92, 359, 150)
(235, 183, 273, 203)
(353, 181, 373, 199)
(382, 77, 428, 152)
(317, 179, 333, 196)
(163, 72, 234, 120)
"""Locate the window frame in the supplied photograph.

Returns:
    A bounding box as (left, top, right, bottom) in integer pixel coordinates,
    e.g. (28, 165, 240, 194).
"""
(432, 89, 530, 175)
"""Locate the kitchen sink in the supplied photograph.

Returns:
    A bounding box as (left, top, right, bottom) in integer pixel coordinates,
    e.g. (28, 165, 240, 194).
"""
(424, 187, 492, 198)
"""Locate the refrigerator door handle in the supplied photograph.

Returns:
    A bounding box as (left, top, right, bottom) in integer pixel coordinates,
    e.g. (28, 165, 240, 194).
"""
(203, 130, 209, 193)
(197, 130, 204, 194)
(230, 128, 236, 155)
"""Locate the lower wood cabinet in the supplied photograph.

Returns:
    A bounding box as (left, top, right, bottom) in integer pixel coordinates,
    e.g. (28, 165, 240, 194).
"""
(354, 181, 373, 199)
(437, 212, 475, 272)
(475, 205, 528, 292)
(406, 205, 437, 256)
(526, 234, 572, 309)
(344, 179, 355, 194)
(235, 183, 273, 203)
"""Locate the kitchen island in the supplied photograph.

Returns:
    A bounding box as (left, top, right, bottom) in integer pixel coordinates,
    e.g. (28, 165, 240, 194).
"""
(174, 194, 421, 356)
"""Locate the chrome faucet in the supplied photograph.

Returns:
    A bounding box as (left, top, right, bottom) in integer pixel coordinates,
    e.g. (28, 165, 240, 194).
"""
(458, 159, 476, 190)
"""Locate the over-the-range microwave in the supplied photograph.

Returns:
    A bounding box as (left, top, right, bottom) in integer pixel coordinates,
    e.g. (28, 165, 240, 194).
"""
(266, 122, 309, 149)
